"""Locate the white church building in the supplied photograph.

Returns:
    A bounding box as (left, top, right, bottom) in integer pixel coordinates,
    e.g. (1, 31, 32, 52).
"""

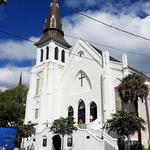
(24, 0, 150, 149)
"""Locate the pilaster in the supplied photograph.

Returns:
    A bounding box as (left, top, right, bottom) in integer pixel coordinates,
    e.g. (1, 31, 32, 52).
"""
(122, 54, 128, 77)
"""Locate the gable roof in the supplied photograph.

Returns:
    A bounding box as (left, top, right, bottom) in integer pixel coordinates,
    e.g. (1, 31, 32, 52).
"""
(91, 45, 120, 63)
(90, 44, 150, 81)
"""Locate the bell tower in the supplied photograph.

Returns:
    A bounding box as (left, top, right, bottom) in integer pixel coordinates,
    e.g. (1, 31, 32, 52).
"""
(25, 0, 71, 132)
(35, 0, 71, 66)
(35, 0, 70, 48)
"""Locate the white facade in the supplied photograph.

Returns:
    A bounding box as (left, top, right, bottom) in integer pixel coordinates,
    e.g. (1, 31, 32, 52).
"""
(24, 1, 150, 149)
(24, 38, 150, 150)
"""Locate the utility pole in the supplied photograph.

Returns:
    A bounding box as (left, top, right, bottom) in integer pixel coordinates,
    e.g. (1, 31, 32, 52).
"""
(0, 0, 7, 5)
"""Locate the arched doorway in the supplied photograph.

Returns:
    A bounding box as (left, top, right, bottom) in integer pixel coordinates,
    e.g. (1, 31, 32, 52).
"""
(90, 102, 97, 121)
(78, 100, 85, 123)
(52, 135, 61, 150)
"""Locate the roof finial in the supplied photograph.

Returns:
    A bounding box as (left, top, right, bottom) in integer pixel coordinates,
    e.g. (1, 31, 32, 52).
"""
(35, 0, 70, 48)
(52, 0, 58, 3)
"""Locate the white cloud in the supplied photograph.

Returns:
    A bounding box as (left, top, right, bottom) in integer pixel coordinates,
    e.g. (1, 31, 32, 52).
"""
(63, 9, 150, 74)
(1, 1, 150, 90)
(0, 66, 31, 90)
(65, 0, 97, 9)
(0, 37, 39, 61)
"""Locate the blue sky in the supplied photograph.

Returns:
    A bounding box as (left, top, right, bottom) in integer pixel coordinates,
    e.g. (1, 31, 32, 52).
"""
(1, 0, 149, 42)
(1, 0, 150, 89)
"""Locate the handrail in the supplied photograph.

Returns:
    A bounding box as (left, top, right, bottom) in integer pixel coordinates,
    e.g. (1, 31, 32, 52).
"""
(77, 128, 104, 142)
(88, 128, 118, 148)
(25, 127, 50, 143)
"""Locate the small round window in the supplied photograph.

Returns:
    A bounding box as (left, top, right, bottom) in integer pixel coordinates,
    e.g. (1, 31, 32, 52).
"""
(77, 51, 84, 61)
(78, 51, 84, 57)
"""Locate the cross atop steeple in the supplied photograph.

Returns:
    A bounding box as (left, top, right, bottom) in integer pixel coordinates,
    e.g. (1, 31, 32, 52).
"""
(35, 0, 70, 48)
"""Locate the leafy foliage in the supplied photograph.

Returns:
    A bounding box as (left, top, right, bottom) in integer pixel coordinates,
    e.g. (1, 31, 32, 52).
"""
(118, 73, 149, 106)
(117, 73, 149, 149)
(50, 117, 77, 150)
(104, 111, 145, 138)
(0, 100, 25, 127)
(0, 85, 28, 104)
(15, 121, 35, 147)
(50, 117, 77, 137)
(0, 85, 34, 148)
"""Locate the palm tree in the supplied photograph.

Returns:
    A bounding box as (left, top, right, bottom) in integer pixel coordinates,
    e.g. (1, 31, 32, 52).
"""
(104, 111, 145, 150)
(118, 73, 150, 149)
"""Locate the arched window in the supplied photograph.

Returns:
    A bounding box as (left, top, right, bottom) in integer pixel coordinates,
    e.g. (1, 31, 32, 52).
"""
(90, 102, 97, 121)
(46, 46, 49, 60)
(54, 47, 59, 60)
(50, 16, 56, 28)
(42, 136, 47, 147)
(35, 109, 39, 119)
(67, 135, 73, 147)
(78, 100, 85, 123)
(61, 50, 65, 63)
(40, 49, 43, 62)
(68, 106, 74, 118)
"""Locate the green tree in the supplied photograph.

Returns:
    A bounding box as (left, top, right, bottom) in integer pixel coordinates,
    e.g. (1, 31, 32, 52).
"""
(16, 121, 35, 148)
(0, 85, 34, 148)
(118, 73, 150, 149)
(104, 111, 145, 150)
(50, 117, 77, 150)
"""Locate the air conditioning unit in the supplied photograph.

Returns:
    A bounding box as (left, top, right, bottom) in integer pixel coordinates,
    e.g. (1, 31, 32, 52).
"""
(0, 0, 7, 5)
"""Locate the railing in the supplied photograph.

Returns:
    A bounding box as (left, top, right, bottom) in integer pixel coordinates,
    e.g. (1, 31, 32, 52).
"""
(88, 128, 118, 150)
(22, 127, 50, 148)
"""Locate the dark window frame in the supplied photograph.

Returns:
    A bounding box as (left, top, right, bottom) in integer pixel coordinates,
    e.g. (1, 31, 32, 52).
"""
(90, 102, 97, 121)
(68, 106, 74, 118)
(43, 136, 47, 147)
(40, 49, 43, 62)
(46, 46, 49, 60)
(54, 47, 59, 60)
(61, 50, 65, 63)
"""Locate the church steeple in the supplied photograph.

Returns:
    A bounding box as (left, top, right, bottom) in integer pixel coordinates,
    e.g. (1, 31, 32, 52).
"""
(35, 0, 70, 48)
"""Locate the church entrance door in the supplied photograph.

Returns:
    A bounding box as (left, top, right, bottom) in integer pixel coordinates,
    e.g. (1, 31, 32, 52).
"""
(52, 135, 61, 150)
(78, 100, 85, 124)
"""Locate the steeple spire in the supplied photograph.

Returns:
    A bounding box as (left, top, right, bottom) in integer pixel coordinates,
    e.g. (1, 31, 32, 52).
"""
(52, 0, 58, 3)
(35, 0, 70, 48)
(19, 72, 22, 86)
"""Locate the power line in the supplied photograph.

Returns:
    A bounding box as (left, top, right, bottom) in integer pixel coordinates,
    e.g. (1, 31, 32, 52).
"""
(1, 28, 150, 59)
(65, 34, 150, 58)
(0, 29, 150, 74)
(0, 30, 35, 43)
(60, 4, 150, 42)
(47, 44, 150, 75)
(1, 27, 150, 60)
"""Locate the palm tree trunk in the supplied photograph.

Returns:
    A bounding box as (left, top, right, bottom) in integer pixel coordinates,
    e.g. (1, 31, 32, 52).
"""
(134, 100, 142, 150)
(145, 98, 150, 150)
(118, 137, 125, 150)
(127, 136, 131, 150)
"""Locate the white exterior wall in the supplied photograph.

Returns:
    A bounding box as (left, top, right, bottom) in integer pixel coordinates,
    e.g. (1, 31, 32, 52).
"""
(24, 128, 53, 150)
(70, 129, 104, 150)
(25, 40, 70, 132)
(58, 41, 104, 128)
(24, 39, 150, 149)
(24, 128, 105, 150)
